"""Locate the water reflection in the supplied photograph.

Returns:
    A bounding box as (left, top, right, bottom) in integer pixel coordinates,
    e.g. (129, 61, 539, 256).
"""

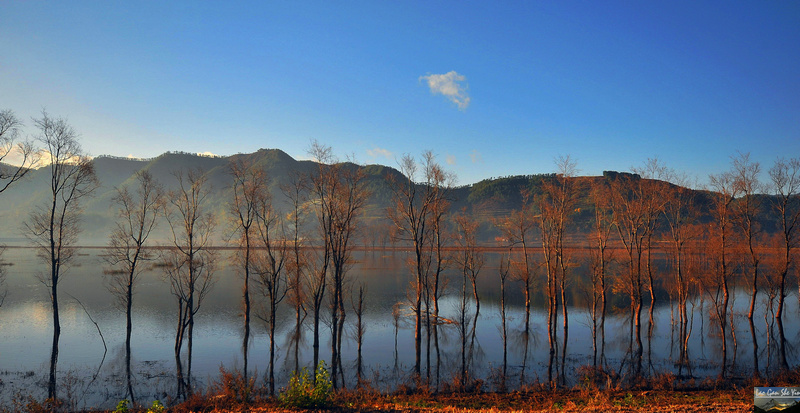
(0, 248, 796, 407)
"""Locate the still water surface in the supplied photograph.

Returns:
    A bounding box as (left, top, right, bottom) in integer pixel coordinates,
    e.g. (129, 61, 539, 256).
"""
(0, 248, 795, 407)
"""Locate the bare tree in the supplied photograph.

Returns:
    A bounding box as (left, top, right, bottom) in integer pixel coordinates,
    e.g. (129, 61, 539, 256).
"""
(537, 156, 578, 386)
(105, 170, 165, 403)
(306, 141, 334, 383)
(307, 141, 369, 388)
(0, 109, 39, 194)
(454, 209, 484, 390)
(228, 158, 265, 381)
(351, 283, 367, 388)
(304, 222, 328, 380)
(496, 188, 535, 383)
(706, 170, 739, 378)
(253, 182, 287, 396)
(632, 159, 668, 330)
(387, 151, 451, 382)
(498, 251, 511, 391)
(768, 157, 800, 371)
(661, 171, 700, 377)
(730, 152, 763, 377)
(497, 189, 535, 336)
(24, 111, 98, 401)
(426, 160, 453, 389)
(0, 109, 39, 302)
(281, 171, 309, 374)
(163, 168, 217, 399)
(589, 178, 614, 370)
(608, 171, 649, 379)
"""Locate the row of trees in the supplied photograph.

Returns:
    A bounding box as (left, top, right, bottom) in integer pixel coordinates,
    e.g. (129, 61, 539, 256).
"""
(2, 108, 799, 402)
(491, 154, 800, 385)
(104, 141, 373, 402)
(385, 151, 800, 390)
(0, 111, 371, 402)
(0, 110, 373, 402)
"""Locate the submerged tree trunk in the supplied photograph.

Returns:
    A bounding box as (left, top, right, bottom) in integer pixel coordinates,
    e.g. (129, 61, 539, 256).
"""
(242, 253, 251, 380)
(126, 282, 135, 403)
(750, 316, 760, 378)
(48, 280, 60, 400)
(499, 253, 509, 391)
(187, 291, 195, 396)
(268, 301, 277, 395)
(459, 269, 468, 390)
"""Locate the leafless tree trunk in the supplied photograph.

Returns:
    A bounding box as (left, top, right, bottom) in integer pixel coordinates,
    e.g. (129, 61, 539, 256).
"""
(590, 179, 614, 370)
(730, 152, 762, 377)
(228, 158, 265, 382)
(105, 170, 164, 403)
(430, 192, 450, 390)
(707, 170, 739, 378)
(609, 171, 649, 379)
(282, 172, 309, 374)
(163, 168, 216, 400)
(307, 141, 369, 389)
(768, 157, 800, 372)
(455, 209, 484, 391)
(253, 189, 287, 396)
(351, 284, 366, 388)
(387, 151, 451, 383)
(24, 111, 98, 402)
(633, 160, 668, 366)
(538, 156, 578, 386)
(0, 109, 40, 308)
(498, 251, 510, 392)
(392, 302, 401, 371)
(661, 171, 699, 378)
(498, 189, 535, 335)
(497, 189, 535, 384)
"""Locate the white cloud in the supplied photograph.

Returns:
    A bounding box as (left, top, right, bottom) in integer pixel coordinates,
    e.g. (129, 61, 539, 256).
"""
(420, 71, 471, 110)
(366, 147, 393, 160)
(446, 154, 456, 165)
(470, 150, 483, 164)
(197, 151, 219, 158)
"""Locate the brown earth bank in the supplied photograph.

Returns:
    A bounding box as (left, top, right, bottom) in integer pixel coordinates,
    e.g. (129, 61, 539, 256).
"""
(154, 364, 800, 413)
(22, 366, 799, 412)
(9, 385, 754, 412)
(163, 389, 752, 413)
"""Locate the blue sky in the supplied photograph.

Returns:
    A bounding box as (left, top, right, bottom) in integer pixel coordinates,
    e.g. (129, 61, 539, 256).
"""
(2, 1, 799, 185)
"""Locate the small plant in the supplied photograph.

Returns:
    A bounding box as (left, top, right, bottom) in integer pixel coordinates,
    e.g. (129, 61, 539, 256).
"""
(209, 366, 256, 404)
(279, 360, 333, 408)
(10, 393, 62, 413)
(114, 399, 130, 413)
(147, 400, 165, 413)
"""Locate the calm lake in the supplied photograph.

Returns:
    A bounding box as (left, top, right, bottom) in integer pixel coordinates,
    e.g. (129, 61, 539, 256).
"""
(0, 247, 795, 408)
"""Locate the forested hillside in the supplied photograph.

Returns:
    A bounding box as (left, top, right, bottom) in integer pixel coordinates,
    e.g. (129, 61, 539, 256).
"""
(0, 148, 785, 246)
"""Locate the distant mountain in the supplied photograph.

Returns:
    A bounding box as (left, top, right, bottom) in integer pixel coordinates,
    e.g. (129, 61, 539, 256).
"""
(0, 149, 404, 246)
(0, 149, 785, 247)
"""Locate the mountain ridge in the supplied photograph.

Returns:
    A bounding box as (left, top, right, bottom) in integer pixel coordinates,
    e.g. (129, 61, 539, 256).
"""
(0, 148, 782, 247)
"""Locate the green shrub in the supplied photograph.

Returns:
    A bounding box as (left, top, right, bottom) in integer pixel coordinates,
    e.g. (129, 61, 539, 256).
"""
(114, 399, 130, 413)
(147, 400, 165, 413)
(279, 360, 333, 408)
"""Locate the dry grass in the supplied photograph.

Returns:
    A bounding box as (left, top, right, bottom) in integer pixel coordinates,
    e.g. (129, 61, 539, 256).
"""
(165, 385, 751, 413)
